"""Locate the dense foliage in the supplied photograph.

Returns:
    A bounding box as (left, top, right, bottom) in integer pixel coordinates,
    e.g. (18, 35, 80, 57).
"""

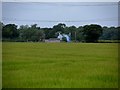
(1, 22, 119, 42)
(83, 24, 103, 42)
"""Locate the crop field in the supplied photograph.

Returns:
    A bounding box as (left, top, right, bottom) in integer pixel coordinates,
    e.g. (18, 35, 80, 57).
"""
(2, 42, 118, 88)
(0, 42, 2, 89)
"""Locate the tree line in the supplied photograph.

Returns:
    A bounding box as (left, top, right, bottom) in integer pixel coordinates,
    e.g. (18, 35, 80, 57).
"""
(1, 22, 120, 43)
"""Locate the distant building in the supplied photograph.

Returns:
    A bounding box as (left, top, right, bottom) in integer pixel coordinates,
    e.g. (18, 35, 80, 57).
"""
(57, 33, 71, 42)
(44, 33, 71, 43)
(45, 38, 60, 42)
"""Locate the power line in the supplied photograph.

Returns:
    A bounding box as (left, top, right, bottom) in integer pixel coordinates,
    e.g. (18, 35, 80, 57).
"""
(2, 17, 118, 22)
(12, 2, 118, 7)
(50, 3, 118, 6)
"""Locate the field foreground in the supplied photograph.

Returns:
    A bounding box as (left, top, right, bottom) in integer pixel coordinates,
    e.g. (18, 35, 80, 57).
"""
(2, 42, 118, 88)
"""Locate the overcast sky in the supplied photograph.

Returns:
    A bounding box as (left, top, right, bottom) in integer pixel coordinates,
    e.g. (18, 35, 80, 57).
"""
(2, 2, 118, 28)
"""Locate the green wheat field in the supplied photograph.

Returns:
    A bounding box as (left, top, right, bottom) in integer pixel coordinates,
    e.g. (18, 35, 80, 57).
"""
(2, 42, 118, 88)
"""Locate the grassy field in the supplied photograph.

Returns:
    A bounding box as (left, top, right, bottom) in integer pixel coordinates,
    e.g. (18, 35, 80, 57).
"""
(0, 42, 2, 89)
(2, 42, 118, 88)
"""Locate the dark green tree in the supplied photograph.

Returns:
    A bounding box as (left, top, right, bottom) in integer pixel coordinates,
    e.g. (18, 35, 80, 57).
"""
(19, 24, 44, 42)
(43, 28, 53, 39)
(2, 24, 19, 39)
(117, 27, 120, 40)
(52, 23, 66, 38)
(0, 22, 4, 40)
(83, 24, 103, 42)
(75, 26, 84, 42)
(68, 26, 77, 41)
(19, 25, 29, 41)
(99, 26, 119, 40)
(33, 30, 45, 42)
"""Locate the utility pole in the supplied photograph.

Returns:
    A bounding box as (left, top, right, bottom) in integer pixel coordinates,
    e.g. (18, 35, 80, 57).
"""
(75, 31, 76, 42)
(44, 33, 45, 42)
